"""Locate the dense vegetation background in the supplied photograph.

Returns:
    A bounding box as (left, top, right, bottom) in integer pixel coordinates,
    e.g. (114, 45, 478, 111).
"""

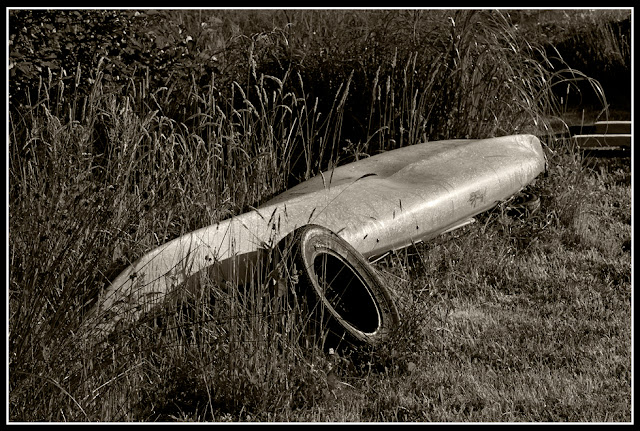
(8, 8, 631, 422)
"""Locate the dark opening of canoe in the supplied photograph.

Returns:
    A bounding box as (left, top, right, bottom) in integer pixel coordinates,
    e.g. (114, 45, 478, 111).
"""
(313, 252, 380, 334)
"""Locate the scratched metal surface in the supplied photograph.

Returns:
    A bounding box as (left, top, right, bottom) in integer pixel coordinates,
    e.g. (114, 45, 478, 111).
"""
(90, 134, 546, 332)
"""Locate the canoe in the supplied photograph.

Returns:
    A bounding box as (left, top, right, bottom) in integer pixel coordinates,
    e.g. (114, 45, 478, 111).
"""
(89, 134, 546, 336)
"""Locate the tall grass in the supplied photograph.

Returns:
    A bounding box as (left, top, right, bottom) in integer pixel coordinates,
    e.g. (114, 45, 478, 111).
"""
(8, 40, 363, 420)
(9, 9, 629, 421)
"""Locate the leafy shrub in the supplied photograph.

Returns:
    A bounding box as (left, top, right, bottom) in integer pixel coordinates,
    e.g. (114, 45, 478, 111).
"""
(10, 10, 230, 119)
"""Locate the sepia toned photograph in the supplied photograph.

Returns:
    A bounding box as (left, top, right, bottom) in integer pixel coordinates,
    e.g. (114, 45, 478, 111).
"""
(8, 7, 632, 423)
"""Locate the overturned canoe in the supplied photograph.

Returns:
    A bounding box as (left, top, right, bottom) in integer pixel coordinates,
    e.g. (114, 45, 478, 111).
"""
(90, 134, 546, 334)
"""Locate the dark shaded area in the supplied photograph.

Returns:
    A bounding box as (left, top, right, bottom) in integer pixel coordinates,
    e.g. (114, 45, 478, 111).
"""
(545, 17, 631, 114)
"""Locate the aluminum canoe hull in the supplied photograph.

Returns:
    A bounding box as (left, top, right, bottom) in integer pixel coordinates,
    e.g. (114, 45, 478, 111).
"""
(93, 134, 546, 327)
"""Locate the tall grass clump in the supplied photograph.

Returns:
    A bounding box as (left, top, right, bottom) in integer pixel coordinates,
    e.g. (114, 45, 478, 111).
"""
(357, 10, 565, 150)
(252, 9, 608, 159)
(9, 8, 628, 421)
(9, 58, 351, 421)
